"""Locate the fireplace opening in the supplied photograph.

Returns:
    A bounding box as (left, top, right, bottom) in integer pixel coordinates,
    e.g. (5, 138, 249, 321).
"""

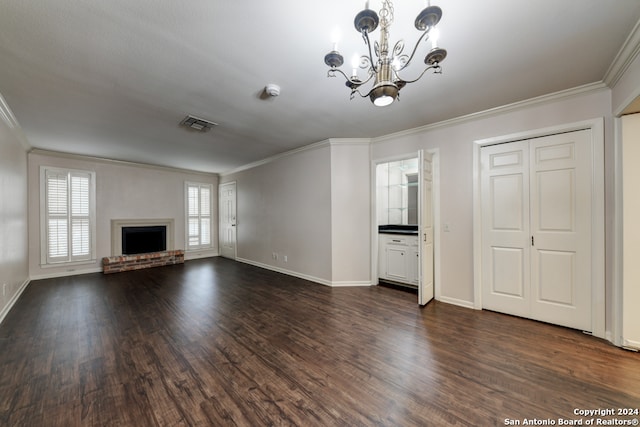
(122, 226, 167, 255)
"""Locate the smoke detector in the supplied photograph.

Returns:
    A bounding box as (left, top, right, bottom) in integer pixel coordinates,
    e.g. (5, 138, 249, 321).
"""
(179, 115, 218, 132)
(265, 84, 281, 97)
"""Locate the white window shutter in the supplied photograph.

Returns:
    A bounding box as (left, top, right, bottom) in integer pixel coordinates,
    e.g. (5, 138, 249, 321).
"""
(42, 168, 95, 264)
(186, 183, 213, 250)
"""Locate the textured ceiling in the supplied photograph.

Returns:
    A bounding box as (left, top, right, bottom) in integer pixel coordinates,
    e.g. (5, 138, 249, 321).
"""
(1, 0, 640, 173)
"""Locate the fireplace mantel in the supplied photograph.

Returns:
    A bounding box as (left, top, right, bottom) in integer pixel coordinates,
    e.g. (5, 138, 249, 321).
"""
(111, 218, 175, 256)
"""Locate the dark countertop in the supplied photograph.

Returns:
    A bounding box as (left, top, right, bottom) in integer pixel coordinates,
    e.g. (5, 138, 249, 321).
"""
(378, 225, 419, 235)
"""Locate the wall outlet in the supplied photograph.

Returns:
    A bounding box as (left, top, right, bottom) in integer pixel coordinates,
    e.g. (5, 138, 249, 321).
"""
(283, 255, 288, 263)
(272, 252, 278, 260)
(443, 223, 451, 232)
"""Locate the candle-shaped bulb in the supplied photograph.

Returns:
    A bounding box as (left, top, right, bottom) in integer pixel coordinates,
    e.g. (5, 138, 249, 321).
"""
(365, 1, 370, 9)
(430, 27, 440, 49)
(351, 54, 360, 78)
(331, 28, 341, 52)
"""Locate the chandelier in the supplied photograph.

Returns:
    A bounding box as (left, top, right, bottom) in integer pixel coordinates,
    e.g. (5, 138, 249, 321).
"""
(324, 0, 447, 107)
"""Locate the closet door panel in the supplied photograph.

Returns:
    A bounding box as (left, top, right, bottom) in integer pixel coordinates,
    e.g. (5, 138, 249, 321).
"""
(481, 141, 530, 317)
(530, 130, 591, 331)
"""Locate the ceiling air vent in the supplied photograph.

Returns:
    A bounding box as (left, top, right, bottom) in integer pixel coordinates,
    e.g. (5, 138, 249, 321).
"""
(179, 115, 218, 132)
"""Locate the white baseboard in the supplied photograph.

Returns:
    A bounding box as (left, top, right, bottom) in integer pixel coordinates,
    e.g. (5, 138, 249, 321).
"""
(0, 278, 30, 325)
(438, 295, 475, 309)
(235, 257, 371, 287)
(30, 267, 103, 280)
(622, 338, 640, 351)
(185, 250, 219, 261)
(235, 257, 332, 286)
(331, 281, 372, 287)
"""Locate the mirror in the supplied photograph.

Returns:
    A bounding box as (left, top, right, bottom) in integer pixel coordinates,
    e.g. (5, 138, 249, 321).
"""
(376, 158, 418, 225)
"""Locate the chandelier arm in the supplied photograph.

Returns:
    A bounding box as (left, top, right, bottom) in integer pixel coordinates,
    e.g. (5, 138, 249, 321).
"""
(361, 30, 379, 73)
(355, 73, 376, 86)
(352, 88, 376, 99)
(394, 64, 441, 85)
(327, 67, 376, 87)
(327, 67, 352, 81)
(395, 30, 430, 72)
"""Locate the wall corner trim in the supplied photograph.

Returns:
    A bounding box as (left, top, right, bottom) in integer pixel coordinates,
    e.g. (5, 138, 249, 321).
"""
(0, 93, 31, 151)
(604, 18, 640, 88)
(0, 279, 31, 325)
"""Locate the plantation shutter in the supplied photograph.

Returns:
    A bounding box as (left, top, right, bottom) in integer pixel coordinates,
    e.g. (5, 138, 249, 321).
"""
(70, 173, 90, 259)
(186, 183, 212, 250)
(44, 169, 92, 263)
(46, 171, 69, 262)
(200, 186, 211, 246)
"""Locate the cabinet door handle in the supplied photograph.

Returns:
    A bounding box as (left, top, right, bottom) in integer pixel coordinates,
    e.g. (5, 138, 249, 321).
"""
(392, 239, 401, 243)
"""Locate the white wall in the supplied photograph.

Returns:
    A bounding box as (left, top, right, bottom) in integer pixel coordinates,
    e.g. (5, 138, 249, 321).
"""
(28, 150, 219, 279)
(371, 87, 614, 307)
(0, 100, 29, 322)
(330, 141, 371, 285)
(621, 114, 640, 349)
(220, 143, 334, 283)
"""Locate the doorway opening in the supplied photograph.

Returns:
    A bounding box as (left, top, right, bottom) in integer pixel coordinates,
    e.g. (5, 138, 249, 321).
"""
(372, 150, 440, 306)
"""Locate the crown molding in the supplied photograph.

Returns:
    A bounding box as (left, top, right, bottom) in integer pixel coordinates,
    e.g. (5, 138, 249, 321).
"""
(604, 18, 640, 88)
(0, 93, 31, 151)
(372, 82, 608, 144)
(328, 138, 371, 146)
(220, 139, 333, 176)
(222, 81, 609, 176)
(220, 138, 373, 177)
(29, 149, 218, 178)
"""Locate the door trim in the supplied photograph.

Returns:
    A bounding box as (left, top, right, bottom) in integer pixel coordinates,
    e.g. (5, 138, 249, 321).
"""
(472, 118, 605, 338)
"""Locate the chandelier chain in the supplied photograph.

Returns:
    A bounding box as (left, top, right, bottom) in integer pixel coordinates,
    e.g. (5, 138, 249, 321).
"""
(380, 1, 394, 26)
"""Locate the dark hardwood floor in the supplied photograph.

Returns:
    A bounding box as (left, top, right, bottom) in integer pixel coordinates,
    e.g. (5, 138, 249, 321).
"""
(0, 258, 638, 426)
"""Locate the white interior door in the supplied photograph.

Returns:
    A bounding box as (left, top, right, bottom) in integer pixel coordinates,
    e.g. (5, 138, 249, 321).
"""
(480, 130, 592, 331)
(529, 131, 591, 330)
(418, 151, 434, 305)
(481, 141, 531, 317)
(219, 182, 237, 259)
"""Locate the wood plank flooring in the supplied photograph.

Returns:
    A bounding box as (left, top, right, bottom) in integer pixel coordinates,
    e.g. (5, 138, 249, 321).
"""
(0, 257, 638, 426)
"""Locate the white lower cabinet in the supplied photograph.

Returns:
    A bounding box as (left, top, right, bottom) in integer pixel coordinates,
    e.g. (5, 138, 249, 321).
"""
(378, 234, 419, 286)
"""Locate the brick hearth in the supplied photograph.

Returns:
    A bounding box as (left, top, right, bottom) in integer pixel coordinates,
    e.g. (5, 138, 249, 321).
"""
(102, 250, 184, 274)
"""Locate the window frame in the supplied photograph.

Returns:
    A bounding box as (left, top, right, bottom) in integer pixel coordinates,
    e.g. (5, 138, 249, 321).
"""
(39, 166, 97, 266)
(185, 181, 214, 251)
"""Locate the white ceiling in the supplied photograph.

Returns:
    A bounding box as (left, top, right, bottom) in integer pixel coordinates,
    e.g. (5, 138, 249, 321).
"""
(1, 0, 639, 174)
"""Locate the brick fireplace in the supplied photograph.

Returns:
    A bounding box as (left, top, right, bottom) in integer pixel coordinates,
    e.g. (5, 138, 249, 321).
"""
(102, 250, 184, 274)
(102, 218, 184, 274)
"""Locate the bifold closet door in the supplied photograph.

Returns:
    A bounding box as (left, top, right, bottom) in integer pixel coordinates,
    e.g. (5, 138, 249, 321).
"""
(481, 130, 592, 331)
(481, 141, 531, 318)
(529, 131, 591, 330)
